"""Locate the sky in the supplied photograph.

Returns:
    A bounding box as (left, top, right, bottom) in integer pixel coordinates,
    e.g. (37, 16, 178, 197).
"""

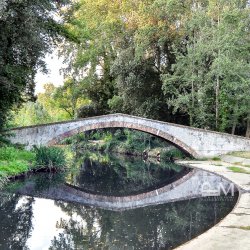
(34, 49, 65, 94)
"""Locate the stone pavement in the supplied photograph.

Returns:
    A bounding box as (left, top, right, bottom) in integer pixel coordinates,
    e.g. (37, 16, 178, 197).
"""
(221, 154, 250, 166)
(176, 159, 250, 250)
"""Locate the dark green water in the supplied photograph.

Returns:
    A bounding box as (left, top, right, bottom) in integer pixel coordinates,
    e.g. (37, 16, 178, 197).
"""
(66, 152, 190, 196)
(0, 151, 238, 249)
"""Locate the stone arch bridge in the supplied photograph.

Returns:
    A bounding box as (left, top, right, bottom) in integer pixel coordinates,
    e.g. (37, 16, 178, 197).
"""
(9, 113, 250, 158)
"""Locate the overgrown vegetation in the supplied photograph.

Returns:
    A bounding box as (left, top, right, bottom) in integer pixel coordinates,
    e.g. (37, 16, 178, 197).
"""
(63, 129, 187, 160)
(161, 149, 186, 161)
(0, 145, 67, 188)
(0, 146, 35, 177)
(34, 146, 67, 171)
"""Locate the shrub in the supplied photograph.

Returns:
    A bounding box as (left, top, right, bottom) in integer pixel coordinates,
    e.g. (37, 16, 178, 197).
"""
(161, 148, 186, 161)
(34, 146, 66, 171)
(61, 137, 73, 145)
(105, 139, 119, 152)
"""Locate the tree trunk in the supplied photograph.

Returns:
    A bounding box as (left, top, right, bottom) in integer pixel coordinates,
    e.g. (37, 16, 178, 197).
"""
(215, 76, 219, 130)
(246, 115, 250, 138)
(190, 80, 194, 126)
(231, 120, 236, 135)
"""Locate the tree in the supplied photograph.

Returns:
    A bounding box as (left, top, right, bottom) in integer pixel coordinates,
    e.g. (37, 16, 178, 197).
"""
(12, 102, 52, 127)
(61, 0, 249, 135)
(0, 0, 68, 131)
(162, 0, 250, 134)
(62, 0, 190, 121)
(54, 78, 90, 119)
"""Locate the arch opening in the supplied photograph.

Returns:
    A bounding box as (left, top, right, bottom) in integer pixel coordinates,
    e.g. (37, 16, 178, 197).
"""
(47, 122, 197, 158)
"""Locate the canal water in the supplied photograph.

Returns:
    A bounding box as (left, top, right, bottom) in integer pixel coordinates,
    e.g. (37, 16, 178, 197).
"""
(0, 151, 238, 249)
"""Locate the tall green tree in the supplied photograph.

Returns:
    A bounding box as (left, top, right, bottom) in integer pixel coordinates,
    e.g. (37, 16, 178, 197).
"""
(0, 0, 68, 131)
(162, 0, 250, 135)
(62, 0, 249, 136)
(54, 78, 90, 118)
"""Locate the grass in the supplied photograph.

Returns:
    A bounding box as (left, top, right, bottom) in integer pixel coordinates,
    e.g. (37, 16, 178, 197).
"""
(195, 157, 221, 161)
(227, 166, 250, 174)
(34, 146, 67, 170)
(0, 146, 67, 189)
(0, 146, 35, 177)
(230, 151, 250, 159)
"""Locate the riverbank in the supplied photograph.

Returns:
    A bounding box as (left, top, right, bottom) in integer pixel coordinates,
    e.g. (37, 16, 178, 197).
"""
(76, 141, 186, 160)
(0, 146, 35, 176)
(176, 158, 250, 250)
(66, 128, 187, 160)
(0, 146, 67, 188)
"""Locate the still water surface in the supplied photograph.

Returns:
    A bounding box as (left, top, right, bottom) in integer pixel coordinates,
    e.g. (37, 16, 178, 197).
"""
(0, 151, 238, 249)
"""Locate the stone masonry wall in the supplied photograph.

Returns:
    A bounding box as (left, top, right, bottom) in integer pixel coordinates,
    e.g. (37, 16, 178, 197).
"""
(9, 113, 250, 158)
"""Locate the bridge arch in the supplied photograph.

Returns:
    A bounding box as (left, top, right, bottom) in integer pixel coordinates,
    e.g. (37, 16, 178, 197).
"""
(47, 120, 198, 157)
(9, 114, 250, 158)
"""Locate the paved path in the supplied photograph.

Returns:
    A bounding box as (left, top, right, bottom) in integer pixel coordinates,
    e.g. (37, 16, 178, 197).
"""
(221, 154, 250, 166)
(176, 159, 250, 250)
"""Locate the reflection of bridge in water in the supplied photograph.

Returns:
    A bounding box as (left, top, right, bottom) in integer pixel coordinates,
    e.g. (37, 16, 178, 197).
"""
(9, 114, 250, 158)
(15, 169, 237, 211)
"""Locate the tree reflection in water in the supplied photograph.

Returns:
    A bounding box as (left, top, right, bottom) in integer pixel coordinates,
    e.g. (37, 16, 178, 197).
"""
(0, 193, 34, 250)
(0, 182, 238, 249)
(67, 152, 189, 196)
(49, 195, 237, 250)
(0, 150, 238, 249)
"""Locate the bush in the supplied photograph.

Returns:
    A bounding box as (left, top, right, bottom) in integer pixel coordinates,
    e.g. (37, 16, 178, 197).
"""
(161, 148, 186, 161)
(34, 146, 66, 170)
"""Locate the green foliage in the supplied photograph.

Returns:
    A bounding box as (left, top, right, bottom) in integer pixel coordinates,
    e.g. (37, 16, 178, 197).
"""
(162, 1, 250, 133)
(0, 161, 30, 175)
(0, 134, 11, 147)
(38, 83, 72, 122)
(0, 0, 68, 131)
(161, 148, 186, 161)
(0, 146, 35, 177)
(5, 0, 250, 138)
(77, 104, 99, 118)
(70, 128, 186, 159)
(54, 78, 90, 119)
(0, 146, 35, 162)
(12, 102, 52, 127)
(34, 146, 66, 170)
(211, 157, 221, 161)
(59, 0, 249, 136)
